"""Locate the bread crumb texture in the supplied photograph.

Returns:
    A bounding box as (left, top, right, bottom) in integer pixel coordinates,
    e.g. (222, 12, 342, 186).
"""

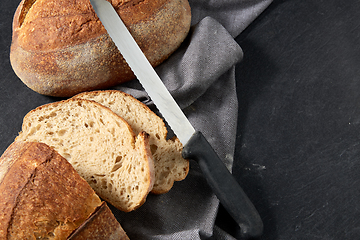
(73, 90, 189, 194)
(16, 99, 155, 212)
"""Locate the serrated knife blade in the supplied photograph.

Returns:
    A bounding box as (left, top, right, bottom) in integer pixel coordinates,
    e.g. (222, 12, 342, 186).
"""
(90, 0, 194, 145)
(90, 0, 263, 238)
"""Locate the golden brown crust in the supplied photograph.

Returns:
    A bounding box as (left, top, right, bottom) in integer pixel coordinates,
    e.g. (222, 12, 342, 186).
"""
(0, 141, 102, 239)
(67, 202, 129, 240)
(135, 131, 155, 209)
(10, 0, 191, 97)
(0, 141, 30, 185)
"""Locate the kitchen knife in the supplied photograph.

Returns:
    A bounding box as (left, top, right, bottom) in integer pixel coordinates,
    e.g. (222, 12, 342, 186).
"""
(89, 0, 263, 237)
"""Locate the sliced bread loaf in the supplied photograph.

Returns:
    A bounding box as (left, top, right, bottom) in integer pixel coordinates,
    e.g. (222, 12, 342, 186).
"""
(16, 99, 155, 212)
(0, 141, 102, 239)
(73, 90, 189, 194)
(0, 141, 129, 239)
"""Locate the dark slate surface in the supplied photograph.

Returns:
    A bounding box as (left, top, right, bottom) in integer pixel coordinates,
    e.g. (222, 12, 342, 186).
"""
(1, 0, 360, 239)
(215, 0, 360, 239)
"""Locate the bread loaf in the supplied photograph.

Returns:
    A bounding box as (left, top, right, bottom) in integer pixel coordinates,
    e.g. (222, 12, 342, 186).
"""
(10, 0, 191, 97)
(16, 99, 155, 212)
(0, 141, 129, 239)
(73, 90, 189, 194)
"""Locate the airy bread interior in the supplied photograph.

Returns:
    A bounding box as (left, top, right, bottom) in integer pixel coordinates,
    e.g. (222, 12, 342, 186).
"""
(16, 99, 155, 212)
(73, 90, 189, 194)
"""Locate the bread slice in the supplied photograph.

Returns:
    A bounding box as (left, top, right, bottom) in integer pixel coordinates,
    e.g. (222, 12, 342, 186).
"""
(0, 141, 130, 239)
(73, 90, 189, 194)
(16, 99, 155, 212)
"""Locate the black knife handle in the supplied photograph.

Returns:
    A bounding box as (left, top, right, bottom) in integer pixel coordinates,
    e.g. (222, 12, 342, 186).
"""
(182, 131, 263, 239)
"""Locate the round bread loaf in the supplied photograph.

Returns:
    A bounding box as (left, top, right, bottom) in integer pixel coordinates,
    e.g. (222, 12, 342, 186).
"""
(10, 0, 191, 97)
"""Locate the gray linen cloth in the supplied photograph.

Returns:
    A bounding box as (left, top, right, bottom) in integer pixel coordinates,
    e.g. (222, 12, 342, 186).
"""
(111, 0, 272, 239)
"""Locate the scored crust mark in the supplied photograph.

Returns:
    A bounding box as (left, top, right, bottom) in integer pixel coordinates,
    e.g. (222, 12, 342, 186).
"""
(18, 0, 37, 27)
(112, 0, 145, 8)
(0, 142, 103, 239)
(15, 0, 106, 51)
(67, 202, 130, 240)
(10, 0, 191, 97)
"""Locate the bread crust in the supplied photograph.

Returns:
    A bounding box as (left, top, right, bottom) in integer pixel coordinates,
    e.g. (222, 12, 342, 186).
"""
(67, 202, 130, 240)
(10, 0, 191, 97)
(0, 141, 102, 239)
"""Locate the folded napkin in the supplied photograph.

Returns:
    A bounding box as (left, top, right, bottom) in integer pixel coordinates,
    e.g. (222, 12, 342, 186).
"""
(112, 0, 272, 239)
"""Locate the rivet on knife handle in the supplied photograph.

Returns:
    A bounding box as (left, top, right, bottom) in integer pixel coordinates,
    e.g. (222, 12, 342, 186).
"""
(182, 131, 263, 238)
